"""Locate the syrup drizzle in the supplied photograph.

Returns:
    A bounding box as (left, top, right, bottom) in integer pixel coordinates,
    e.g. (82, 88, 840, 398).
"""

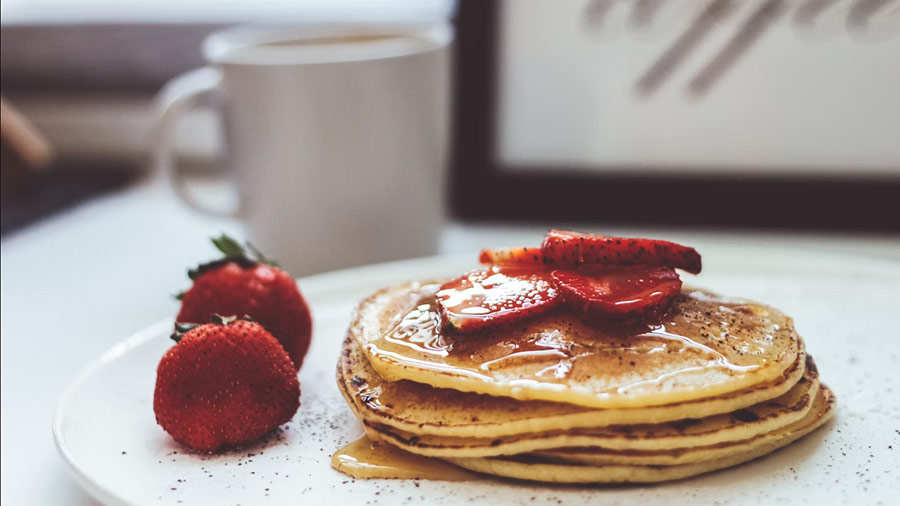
(384, 303, 448, 355)
(382, 301, 759, 380)
(368, 289, 788, 407)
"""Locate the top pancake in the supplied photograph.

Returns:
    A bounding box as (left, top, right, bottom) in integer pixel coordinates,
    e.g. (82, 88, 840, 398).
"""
(338, 333, 806, 437)
(352, 281, 801, 409)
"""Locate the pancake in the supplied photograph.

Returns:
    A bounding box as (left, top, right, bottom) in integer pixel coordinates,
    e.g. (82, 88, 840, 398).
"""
(535, 359, 825, 467)
(352, 282, 802, 409)
(445, 385, 835, 484)
(338, 334, 808, 438)
(358, 367, 819, 458)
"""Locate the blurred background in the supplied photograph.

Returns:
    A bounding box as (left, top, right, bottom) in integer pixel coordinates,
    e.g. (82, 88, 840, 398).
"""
(1, 1, 899, 504)
(3, 0, 899, 237)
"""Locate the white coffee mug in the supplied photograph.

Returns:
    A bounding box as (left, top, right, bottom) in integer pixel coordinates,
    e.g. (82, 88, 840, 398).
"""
(154, 24, 452, 276)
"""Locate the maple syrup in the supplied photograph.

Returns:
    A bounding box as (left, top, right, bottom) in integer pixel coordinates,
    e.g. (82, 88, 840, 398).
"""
(367, 286, 793, 409)
(331, 436, 476, 480)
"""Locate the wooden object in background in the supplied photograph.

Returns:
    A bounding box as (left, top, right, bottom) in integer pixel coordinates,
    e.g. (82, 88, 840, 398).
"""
(1, 96, 55, 189)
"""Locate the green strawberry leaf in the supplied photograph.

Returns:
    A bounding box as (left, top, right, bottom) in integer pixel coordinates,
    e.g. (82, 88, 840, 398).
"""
(184, 233, 283, 281)
(245, 241, 280, 268)
(211, 234, 245, 259)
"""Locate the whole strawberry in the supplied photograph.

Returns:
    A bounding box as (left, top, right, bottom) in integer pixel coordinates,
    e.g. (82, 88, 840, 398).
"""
(176, 235, 312, 369)
(154, 316, 300, 452)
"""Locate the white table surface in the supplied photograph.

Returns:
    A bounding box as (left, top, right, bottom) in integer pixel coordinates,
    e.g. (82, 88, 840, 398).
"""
(2, 175, 898, 505)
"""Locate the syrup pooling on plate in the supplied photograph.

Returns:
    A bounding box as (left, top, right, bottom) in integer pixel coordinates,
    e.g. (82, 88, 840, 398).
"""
(364, 286, 799, 409)
(331, 436, 475, 480)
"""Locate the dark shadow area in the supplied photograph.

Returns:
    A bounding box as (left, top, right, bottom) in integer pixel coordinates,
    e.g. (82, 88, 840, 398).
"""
(1, 164, 139, 236)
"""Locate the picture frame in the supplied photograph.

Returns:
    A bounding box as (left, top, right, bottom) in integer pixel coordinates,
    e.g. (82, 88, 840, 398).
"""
(450, 0, 900, 231)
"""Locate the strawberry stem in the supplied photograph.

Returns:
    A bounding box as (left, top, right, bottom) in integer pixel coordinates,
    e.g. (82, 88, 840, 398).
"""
(170, 322, 200, 342)
(210, 314, 238, 326)
(184, 234, 279, 282)
(171, 314, 255, 342)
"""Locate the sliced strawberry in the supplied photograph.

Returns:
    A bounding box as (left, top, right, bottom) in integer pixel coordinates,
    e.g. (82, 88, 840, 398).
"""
(436, 268, 560, 333)
(478, 247, 547, 267)
(541, 230, 701, 274)
(551, 266, 682, 317)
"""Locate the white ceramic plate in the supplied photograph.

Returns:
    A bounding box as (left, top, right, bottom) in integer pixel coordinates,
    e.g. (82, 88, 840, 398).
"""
(55, 247, 900, 505)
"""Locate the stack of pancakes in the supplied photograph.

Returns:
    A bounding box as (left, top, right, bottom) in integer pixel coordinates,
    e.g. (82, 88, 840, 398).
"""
(336, 281, 835, 483)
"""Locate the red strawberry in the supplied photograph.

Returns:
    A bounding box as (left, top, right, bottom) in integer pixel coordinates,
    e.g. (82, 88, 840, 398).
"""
(176, 235, 312, 369)
(541, 230, 701, 274)
(436, 268, 560, 332)
(153, 316, 300, 452)
(551, 266, 682, 317)
(478, 247, 547, 267)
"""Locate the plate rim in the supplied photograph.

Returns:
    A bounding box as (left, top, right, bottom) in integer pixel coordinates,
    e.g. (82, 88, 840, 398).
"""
(53, 319, 173, 506)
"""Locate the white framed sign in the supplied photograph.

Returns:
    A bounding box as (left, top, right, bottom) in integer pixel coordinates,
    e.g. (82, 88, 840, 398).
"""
(496, 0, 900, 176)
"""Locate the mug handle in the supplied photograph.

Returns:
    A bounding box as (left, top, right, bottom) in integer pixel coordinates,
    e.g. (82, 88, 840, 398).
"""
(153, 66, 240, 217)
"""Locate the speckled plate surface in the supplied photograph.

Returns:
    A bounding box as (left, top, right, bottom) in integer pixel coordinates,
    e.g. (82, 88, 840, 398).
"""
(54, 246, 900, 505)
